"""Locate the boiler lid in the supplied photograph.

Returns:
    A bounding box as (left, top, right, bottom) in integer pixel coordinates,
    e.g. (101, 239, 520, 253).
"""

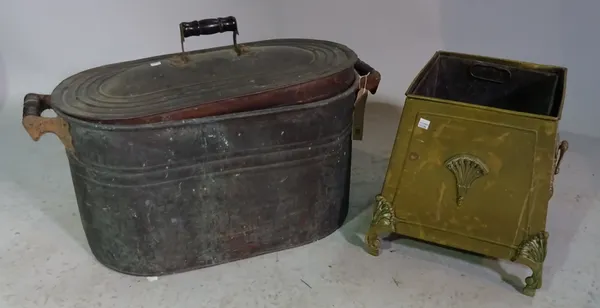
(49, 33, 359, 124)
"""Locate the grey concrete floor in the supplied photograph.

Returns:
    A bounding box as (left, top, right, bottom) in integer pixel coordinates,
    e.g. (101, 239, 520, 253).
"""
(0, 100, 598, 308)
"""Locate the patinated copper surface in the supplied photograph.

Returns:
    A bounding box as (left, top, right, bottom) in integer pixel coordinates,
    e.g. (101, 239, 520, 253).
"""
(21, 16, 382, 276)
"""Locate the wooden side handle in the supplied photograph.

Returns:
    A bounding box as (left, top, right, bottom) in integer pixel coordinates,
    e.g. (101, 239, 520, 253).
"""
(22, 93, 74, 152)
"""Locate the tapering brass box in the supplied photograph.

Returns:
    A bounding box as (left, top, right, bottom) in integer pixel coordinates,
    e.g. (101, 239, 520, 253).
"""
(366, 51, 568, 296)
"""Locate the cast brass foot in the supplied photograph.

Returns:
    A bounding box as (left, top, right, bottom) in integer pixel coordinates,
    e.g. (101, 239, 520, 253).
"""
(512, 231, 548, 297)
(523, 263, 544, 297)
(365, 195, 395, 256)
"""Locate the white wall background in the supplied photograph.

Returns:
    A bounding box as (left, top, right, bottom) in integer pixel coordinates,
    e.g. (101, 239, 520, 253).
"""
(2, 0, 599, 137)
(0, 0, 282, 110)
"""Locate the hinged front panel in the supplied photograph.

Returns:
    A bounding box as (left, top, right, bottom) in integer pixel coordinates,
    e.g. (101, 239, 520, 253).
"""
(393, 111, 538, 248)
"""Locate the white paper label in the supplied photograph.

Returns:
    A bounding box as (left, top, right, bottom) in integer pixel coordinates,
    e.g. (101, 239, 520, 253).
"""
(150, 61, 162, 67)
(417, 118, 430, 130)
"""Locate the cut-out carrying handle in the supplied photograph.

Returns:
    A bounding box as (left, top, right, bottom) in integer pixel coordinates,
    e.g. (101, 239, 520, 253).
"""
(469, 63, 512, 84)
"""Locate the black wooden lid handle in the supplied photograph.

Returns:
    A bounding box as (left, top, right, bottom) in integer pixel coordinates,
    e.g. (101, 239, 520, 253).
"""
(179, 16, 241, 56)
